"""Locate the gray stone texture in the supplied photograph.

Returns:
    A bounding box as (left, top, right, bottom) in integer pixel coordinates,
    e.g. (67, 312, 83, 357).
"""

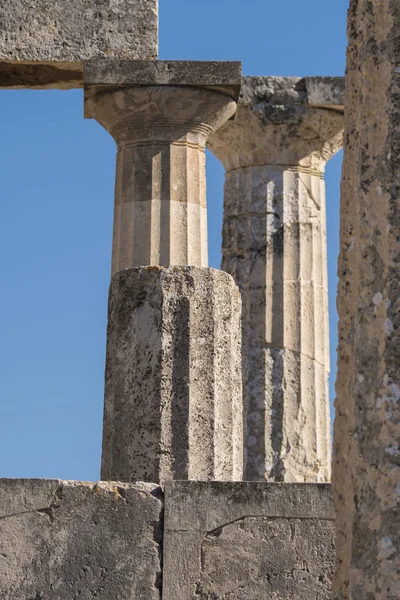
(0, 479, 163, 599)
(163, 481, 335, 600)
(84, 79, 238, 272)
(0, 0, 158, 89)
(208, 76, 344, 483)
(333, 1, 400, 598)
(84, 59, 242, 100)
(305, 77, 345, 110)
(102, 266, 243, 484)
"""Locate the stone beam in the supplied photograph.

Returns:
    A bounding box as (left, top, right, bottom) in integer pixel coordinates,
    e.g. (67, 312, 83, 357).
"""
(333, 1, 400, 598)
(0, 0, 158, 89)
(84, 60, 241, 273)
(208, 76, 344, 483)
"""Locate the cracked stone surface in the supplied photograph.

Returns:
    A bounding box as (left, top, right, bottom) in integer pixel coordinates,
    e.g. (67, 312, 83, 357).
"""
(0, 479, 163, 599)
(333, 0, 400, 598)
(102, 266, 243, 484)
(208, 77, 344, 482)
(163, 481, 335, 600)
(0, 0, 158, 89)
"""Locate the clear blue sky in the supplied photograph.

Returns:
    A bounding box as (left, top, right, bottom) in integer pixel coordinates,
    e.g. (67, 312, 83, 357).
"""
(0, 0, 349, 480)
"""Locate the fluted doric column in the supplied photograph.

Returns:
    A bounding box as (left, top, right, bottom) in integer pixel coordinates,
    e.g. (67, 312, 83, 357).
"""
(84, 61, 244, 484)
(208, 76, 344, 482)
(84, 61, 240, 274)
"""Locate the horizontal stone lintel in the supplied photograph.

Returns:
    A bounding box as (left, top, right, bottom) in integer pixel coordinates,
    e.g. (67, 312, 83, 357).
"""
(239, 75, 345, 113)
(305, 76, 345, 111)
(83, 60, 243, 101)
(0, 0, 158, 89)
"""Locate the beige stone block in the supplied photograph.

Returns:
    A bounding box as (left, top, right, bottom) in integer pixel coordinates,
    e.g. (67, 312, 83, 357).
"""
(332, 1, 400, 597)
(0, 0, 158, 89)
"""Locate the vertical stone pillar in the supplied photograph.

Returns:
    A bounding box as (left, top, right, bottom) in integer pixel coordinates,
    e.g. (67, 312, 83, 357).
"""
(333, 2, 400, 598)
(84, 61, 244, 484)
(102, 267, 243, 484)
(208, 77, 344, 482)
(84, 61, 241, 274)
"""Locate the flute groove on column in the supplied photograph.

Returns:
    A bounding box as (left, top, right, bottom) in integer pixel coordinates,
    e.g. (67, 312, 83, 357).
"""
(209, 76, 345, 482)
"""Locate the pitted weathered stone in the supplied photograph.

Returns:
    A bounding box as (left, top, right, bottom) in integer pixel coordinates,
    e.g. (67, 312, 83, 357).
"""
(333, 1, 400, 598)
(84, 61, 241, 272)
(0, 479, 163, 599)
(163, 481, 335, 600)
(102, 266, 243, 484)
(208, 76, 344, 483)
(0, 0, 158, 89)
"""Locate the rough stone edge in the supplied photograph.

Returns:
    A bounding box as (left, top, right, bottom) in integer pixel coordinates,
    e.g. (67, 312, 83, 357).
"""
(0, 478, 162, 519)
(83, 60, 243, 101)
(164, 482, 335, 532)
(239, 75, 344, 111)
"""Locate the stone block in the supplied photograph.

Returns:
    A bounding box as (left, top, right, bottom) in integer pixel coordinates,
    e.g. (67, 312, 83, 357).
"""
(0, 479, 163, 599)
(305, 77, 345, 111)
(0, 0, 158, 89)
(163, 481, 335, 600)
(102, 266, 243, 484)
(84, 59, 242, 100)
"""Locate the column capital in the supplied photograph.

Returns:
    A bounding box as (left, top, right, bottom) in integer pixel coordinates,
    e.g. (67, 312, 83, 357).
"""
(84, 60, 241, 146)
(208, 76, 345, 173)
(82, 61, 242, 272)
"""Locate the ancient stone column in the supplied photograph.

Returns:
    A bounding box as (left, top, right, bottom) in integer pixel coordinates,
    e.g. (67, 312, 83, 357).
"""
(102, 267, 243, 484)
(208, 77, 344, 482)
(84, 61, 241, 274)
(333, 1, 400, 598)
(84, 61, 244, 484)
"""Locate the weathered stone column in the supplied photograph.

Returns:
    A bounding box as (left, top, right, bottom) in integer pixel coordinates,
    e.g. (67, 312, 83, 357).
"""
(84, 61, 244, 484)
(84, 61, 241, 274)
(333, 1, 400, 598)
(208, 77, 344, 482)
(102, 267, 243, 484)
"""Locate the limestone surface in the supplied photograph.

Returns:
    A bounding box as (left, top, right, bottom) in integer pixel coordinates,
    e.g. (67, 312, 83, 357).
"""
(163, 481, 335, 599)
(84, 59, 242, 100)
(0, 0, 158, 89)
(208, 77, 344, 482)
(333, 1, 400, 598)
(102, 266, 243, 484)
(0, 479, 163, 599)
(84, 69, 240, 272)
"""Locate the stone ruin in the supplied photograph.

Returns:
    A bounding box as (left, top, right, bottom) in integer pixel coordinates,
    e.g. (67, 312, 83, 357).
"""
(0, 0, 398, 598)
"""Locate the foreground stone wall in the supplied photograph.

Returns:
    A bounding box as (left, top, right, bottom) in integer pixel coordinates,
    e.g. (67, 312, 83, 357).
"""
(163, 482, 335, 600)
(333, 0, 400, 598)
(0, 480, 335, 599)
(0, 479, 163, 599)
(0, 0, 158, 88)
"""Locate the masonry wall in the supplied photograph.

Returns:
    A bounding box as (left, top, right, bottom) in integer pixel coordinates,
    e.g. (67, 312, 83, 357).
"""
(0, 479, 335, 599)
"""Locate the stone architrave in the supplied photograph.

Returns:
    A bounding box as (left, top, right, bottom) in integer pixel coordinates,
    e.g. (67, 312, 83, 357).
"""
(333, 1, 400, 598)
(84, 60, 241, 274)
(0, 0, 158, 89)
(208, 77, 344, 483)
(102, 267, 243, 484)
